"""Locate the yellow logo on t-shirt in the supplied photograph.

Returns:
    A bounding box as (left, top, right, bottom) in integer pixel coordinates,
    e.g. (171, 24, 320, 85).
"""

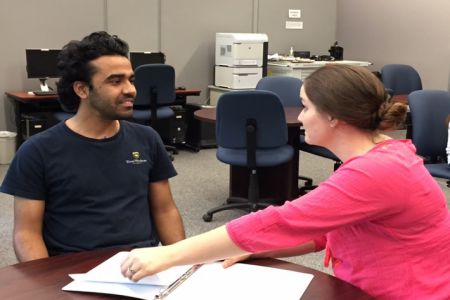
(126, 151, 147, 165)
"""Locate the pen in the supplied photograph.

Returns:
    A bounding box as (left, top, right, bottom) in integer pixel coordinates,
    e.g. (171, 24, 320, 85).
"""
(155, 264, 202, 299)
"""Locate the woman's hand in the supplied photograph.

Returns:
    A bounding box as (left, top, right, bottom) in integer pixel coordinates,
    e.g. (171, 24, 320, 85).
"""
(120, 247, 173, 282)
(222, 253, 253, 268)
(120, 226, 247, 281)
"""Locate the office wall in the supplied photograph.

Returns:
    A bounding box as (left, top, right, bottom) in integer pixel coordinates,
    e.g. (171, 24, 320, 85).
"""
(0, 0, 337, 131)
(0, 0, 105, 131)
(258, 0, 336, 56)
(161, 0, 254, 104)
(106, 0, 337, 105)
(106, 0, 159, 51)
(336, 0, 450, 90)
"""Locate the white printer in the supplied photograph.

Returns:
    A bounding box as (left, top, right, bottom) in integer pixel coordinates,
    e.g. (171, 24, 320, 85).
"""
(214, 33, 268, 89)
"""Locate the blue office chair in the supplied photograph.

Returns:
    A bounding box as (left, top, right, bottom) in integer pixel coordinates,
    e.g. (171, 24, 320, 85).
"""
(380, 64, 422, 96)
(53, 111, 75, 122)
(54, 95, 76, 122)
(256, 76, 302, 107)
(132, 64, 178, 156)
(202, 90, 294, 222)
(380, 64, 422, 139)
(256, 76, 341, 194)
(409, 90, 450, 186)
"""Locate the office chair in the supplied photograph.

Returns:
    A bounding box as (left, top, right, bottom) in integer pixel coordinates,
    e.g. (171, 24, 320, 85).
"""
(256, 76, 302, 107)
(202, 90, 294, 222)
(53, 111, 75, 122)
(54, 96, 76, 122)
(409, 90, 450, 187)
(381, 64, 422, 139)
(255, 76, 341, 194)
(132, 64, 178, 157)
(380, 64, 422, 96)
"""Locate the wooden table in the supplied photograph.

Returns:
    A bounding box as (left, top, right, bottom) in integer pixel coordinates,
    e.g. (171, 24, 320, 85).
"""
(0, 248, 373, 299)
(195, 107, 302, 204)
(5, 89, 201, 149)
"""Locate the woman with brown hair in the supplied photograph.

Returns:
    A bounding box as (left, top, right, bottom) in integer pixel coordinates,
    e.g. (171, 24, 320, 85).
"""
(121, 65, 450, 299)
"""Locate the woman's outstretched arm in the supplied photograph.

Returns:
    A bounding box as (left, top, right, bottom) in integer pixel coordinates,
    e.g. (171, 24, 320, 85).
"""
(121, 225, 248, 281)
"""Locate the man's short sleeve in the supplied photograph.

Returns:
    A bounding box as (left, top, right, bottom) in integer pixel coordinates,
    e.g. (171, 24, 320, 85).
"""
(0, 139, 46, 200)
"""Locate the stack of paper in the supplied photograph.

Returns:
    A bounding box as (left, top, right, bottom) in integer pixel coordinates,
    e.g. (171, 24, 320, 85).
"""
(63, 251, 314, 300)
(63, 251, 191, 299)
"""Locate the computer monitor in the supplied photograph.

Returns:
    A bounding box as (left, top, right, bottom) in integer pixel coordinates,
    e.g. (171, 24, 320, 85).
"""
(25, 49, 61, 92)
(129, 51, 165, 70)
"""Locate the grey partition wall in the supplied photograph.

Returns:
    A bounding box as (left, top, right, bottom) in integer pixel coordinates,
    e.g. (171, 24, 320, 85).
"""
(336, 0, 450, 90)
(0, 0, 106, 131)
(0, 0, 340, 130)
(258, 0, 337, 56)
(106, 0, 159, 51)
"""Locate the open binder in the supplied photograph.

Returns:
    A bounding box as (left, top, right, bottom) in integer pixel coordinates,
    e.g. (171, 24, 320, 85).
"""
(63, 251, 314, 300)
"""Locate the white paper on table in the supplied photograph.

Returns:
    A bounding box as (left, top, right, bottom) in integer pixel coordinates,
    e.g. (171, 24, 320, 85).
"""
(62, 251, 314, 300)
(79, 251, 192, 286)
(165, 262, 314, 300)
(62, 251, 192, 299)
(63, 274, 161, 299)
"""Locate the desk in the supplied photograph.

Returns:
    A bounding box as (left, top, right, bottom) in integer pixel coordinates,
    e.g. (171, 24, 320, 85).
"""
(0, 248, 373, 299)
(195, 107, 301, 204)
(268, 60, 372, 81)
(208, 84, 254, 106)
(391, 94, 408, 105)
(5, 89, 201, 149)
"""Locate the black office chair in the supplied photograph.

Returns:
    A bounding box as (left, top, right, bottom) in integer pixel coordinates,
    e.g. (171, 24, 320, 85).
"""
(409, 90, 450, 186)
(132, 64, 178, 157)
(202, 90, 294, 222)
(255, 76, 341, 194)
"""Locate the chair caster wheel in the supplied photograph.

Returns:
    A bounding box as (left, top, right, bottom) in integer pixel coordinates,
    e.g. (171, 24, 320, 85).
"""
(203, 213, 212, 222)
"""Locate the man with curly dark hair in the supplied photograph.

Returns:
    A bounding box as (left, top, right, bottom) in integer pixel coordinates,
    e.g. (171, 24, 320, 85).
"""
(0, 31, 185, 261)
